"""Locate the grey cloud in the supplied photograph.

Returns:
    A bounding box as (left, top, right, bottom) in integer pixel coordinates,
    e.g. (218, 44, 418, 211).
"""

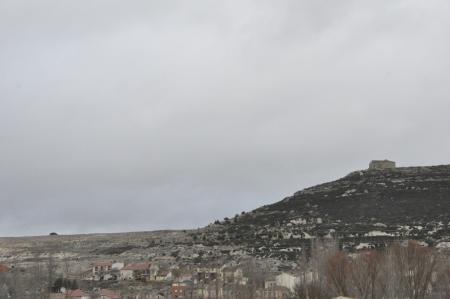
(1, 0, 450, 236)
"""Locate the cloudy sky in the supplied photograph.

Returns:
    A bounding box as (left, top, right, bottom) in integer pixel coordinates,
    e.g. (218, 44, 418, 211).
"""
(1, 0, 450, 236)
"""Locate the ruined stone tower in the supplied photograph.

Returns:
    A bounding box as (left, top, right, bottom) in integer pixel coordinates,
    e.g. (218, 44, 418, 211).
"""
(369, 159, 396, 170)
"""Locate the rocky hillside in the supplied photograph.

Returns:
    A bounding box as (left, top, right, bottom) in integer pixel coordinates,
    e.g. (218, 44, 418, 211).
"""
(205, 164, 450, 259)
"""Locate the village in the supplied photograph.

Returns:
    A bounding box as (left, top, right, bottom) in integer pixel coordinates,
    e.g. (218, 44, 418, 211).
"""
(0, 258, 301, 299)
(1, 238, 449, 299)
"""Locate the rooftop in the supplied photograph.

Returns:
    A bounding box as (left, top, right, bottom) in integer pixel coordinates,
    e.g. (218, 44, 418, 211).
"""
(122, 262, 151, 271)
(94, 261, 112, 267)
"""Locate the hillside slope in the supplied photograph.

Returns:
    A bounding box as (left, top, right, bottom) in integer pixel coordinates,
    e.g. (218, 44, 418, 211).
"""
(210, 164, 450, 259)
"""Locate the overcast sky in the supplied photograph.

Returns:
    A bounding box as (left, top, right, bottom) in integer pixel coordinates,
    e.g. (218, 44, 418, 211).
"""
(1, 0, 450, 236)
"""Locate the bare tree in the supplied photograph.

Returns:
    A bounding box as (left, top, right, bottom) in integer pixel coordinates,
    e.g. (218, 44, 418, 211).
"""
(326, 251, 350, 297)
(242, 258, 266, 299)
(368, 241, 443, 299)
(293, 281, 331, 299)
(294, 238, 338, 299)
(46, 253, 57, 296)
(349, 250, 385, 299)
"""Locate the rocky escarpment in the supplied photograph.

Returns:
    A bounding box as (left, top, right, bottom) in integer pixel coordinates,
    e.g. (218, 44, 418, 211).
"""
(207, 164, 450, 260)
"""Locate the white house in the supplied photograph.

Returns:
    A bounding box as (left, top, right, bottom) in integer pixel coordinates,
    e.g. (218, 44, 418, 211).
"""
(120, 267, 134, 280)
(111, 262, 124, 270)
(66, 289, 91, 299)
(275, 272, 301, 292)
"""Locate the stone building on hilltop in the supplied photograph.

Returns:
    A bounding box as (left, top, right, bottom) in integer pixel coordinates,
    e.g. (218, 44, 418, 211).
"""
(369, 159, 396, 170)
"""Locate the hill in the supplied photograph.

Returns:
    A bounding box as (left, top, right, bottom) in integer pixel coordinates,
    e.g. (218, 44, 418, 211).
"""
(208, 163, 450, 259)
